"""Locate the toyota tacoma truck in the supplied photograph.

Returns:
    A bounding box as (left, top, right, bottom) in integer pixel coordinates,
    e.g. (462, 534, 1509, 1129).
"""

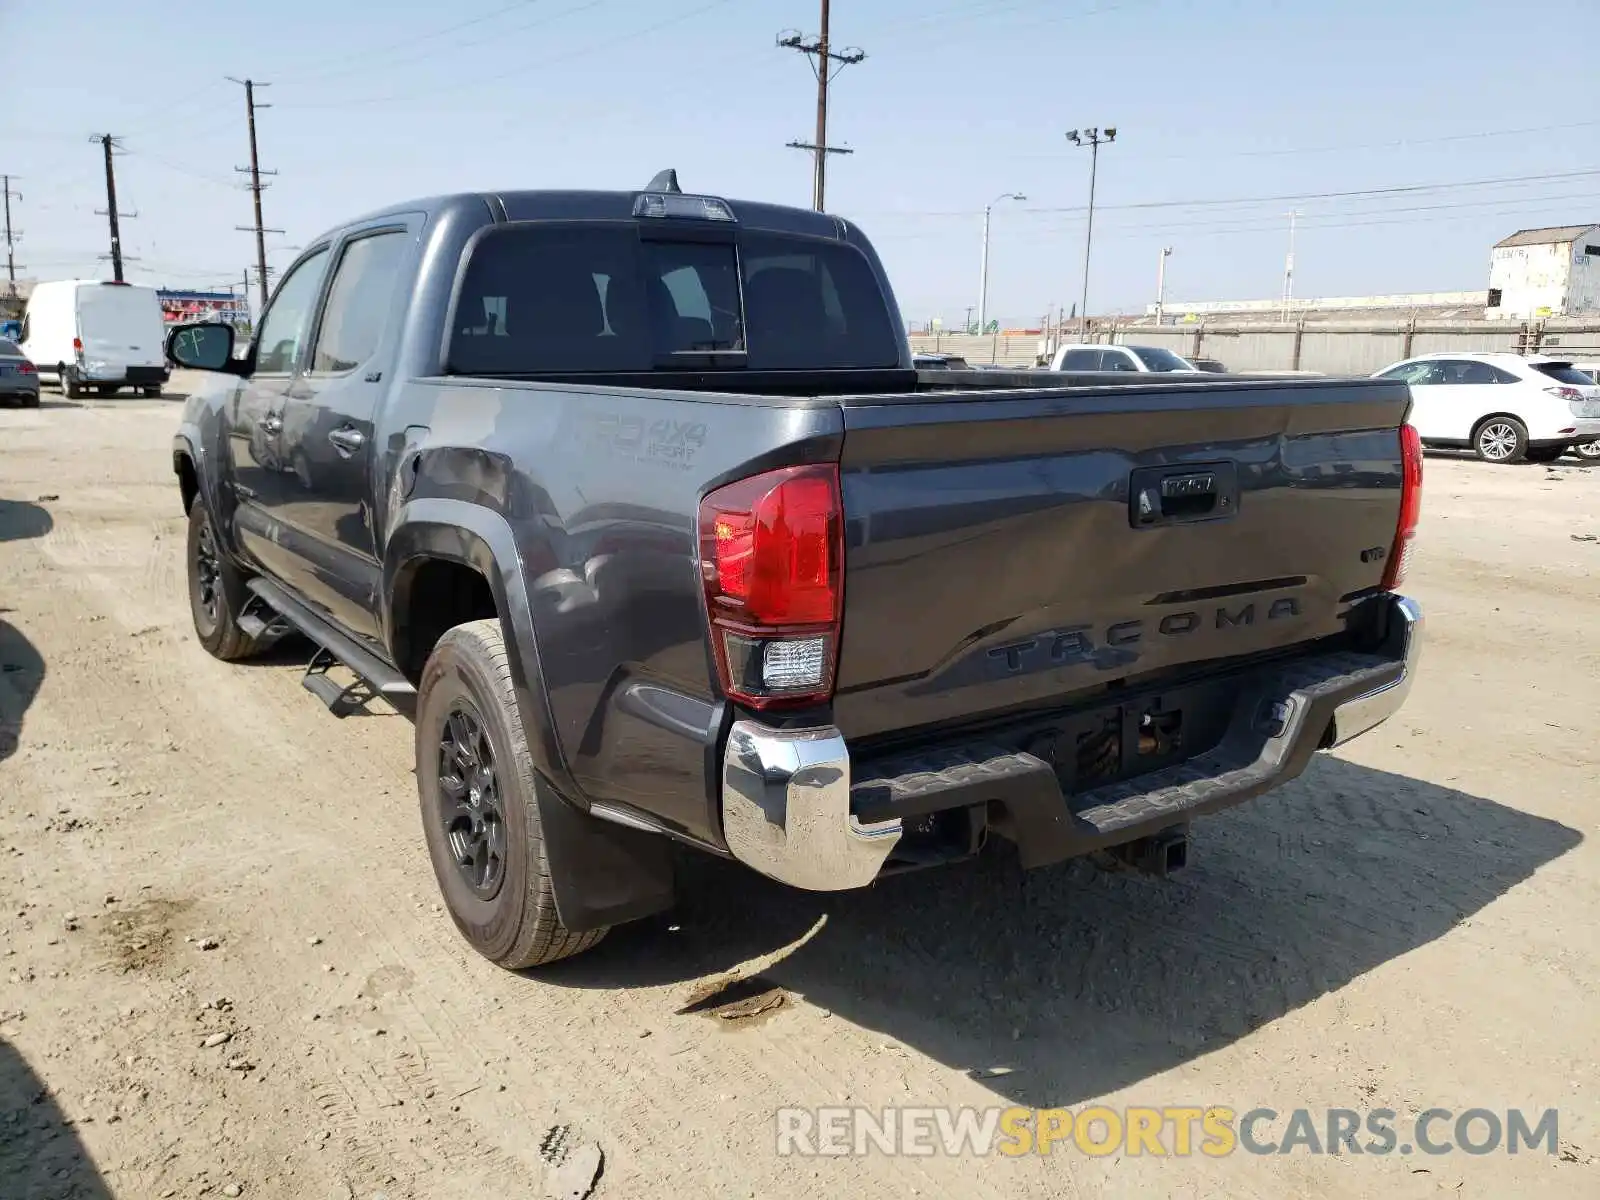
(167, 173, 1424, 968)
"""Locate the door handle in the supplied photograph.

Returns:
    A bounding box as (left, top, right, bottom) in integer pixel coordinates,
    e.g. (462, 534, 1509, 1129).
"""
(328, 426, 366, 455)
(258, 413, 283, 435)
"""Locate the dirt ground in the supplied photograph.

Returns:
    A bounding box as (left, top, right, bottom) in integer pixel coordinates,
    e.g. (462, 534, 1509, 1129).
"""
(1, 378, 1597, 1199)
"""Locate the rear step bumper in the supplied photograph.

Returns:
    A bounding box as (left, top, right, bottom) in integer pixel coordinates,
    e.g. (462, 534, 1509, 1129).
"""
(719, 593, 1421, 890)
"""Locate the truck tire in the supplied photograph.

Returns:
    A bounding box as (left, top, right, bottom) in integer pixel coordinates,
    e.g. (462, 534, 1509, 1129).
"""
(1473, 416, 1527, 464)
(60, 365, 81, 399)
(185, 498, 260, 661)
(416, 619, 607, 969)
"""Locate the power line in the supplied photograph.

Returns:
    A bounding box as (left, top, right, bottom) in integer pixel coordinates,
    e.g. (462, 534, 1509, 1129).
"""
(780, 0, 866, 212)
(92, 136, 137, 282)
(848, 167, 1600, 220)
(228, 78, 283, 308)
(275, 0, 734, 112)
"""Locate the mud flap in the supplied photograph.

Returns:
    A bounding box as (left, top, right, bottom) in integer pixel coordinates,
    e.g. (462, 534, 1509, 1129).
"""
(537, 779, 676, 933)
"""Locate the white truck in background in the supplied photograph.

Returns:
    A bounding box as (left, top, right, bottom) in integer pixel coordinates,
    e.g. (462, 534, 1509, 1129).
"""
(20, 280, 170, 398)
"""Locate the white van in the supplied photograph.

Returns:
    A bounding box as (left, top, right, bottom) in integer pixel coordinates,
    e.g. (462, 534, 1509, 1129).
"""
(19, 280, 170, 397)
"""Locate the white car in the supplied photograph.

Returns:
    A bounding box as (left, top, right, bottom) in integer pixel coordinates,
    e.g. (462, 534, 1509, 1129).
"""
(1566, 362, 1600, 460)
(1049, 343, 1198, 373)
(1372, 352, 1600, 464)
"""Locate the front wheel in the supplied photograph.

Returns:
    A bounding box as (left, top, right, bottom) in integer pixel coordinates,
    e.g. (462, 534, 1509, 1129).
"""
(417, 619, 607, 969)
(1474, 416, 1528, 464)
(186, 499, 261, 661)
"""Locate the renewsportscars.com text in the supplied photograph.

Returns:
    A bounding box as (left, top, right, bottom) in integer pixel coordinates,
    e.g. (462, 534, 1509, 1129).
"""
(775, 1106, 1560, 1158)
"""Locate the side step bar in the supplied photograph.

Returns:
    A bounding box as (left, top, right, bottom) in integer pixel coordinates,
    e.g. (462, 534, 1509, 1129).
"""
(245, 578, 416, 717)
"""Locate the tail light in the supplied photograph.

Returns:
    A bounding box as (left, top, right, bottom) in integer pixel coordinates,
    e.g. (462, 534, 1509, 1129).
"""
(72, 336, 83, 362)
(17, 361, 35, 375)
(699, 463, 843, 710)
(1545, 385, 1583, 401)
(1381, 424, 1422, 591)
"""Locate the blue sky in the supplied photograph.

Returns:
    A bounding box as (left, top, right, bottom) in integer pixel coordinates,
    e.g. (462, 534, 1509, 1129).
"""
(2, 0, 1595, 326)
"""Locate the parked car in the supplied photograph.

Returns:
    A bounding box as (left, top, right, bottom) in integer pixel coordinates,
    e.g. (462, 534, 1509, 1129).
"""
(912, 352, 971, 370)
(1047, 343, 1198, 373)
(167, 175, 1423, 969)
(1372, 352, 1600, 464)
(0, 337, 40, 407)
(1566, 362, 1600, 460)
(1190, 357, 1229, 373)
(19, 279, 170, 398)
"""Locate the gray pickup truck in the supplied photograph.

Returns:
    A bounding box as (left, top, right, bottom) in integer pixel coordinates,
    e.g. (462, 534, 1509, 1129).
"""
(168, 172, 1424, 968)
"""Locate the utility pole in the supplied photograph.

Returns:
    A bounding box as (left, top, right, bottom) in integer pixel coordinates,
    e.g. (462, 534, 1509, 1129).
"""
(2, 176, 22, 297)
(229, 78, 282, 308)
(1155, 245, 1172, 324)
(93, 136, 137, 282)
(1065, 126, 1116, 333)
(978, 191, 1025, 334)
(1281, 209, 1299, 320)
(779, 0, 865, 211)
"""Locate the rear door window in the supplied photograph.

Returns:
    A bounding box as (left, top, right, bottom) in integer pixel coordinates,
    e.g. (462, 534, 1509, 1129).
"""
(310, 230, 410, 374)
(1101, 348, 1140, 372)
(446, 223, 899, 375)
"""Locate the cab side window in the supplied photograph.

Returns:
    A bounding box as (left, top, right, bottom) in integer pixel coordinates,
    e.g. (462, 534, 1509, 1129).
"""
(1061, 348, 1099, 369)
(254, 248, 330, 375)
(309, 231, 409, 374)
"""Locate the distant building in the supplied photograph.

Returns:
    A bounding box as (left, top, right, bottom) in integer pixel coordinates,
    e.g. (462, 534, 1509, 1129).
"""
(1486, 225, 1600, 320)
(157, 289, 249, 328)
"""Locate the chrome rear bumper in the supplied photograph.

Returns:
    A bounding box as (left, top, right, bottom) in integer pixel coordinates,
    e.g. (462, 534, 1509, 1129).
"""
(719, 593, 1422, 891)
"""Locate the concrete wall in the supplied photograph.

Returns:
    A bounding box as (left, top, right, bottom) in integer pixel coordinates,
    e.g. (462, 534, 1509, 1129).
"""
(909, 320, 1600, 375)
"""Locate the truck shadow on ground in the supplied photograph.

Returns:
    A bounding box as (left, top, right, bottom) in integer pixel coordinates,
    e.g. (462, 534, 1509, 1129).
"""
(0, 499, 52, 544)
(0, 500, 51, 764)
(546, 755, 1580, 1108)
(0, 1038, 113, 1199)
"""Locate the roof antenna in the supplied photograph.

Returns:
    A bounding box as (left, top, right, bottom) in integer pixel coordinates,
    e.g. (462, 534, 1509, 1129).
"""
(645, 169, 682, 194)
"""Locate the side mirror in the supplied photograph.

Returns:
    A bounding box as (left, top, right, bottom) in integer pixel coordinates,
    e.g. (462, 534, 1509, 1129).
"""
(167, 322, 243, 374)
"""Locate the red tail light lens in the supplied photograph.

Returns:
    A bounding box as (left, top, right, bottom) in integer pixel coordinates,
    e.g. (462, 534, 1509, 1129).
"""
(699, 464, 843, 709)
(1382, 424, 1422, 591)
(17, 361, 35, 374)
(72, 337, 83, 352)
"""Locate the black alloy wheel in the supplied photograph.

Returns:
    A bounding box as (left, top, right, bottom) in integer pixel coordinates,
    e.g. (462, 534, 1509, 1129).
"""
(437, 702, 508, 900)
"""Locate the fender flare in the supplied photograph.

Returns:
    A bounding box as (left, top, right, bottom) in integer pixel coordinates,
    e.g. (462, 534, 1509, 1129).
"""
(385, 498, 675, 933)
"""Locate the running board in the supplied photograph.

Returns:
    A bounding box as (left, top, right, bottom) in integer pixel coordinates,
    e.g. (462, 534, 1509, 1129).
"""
(245, 578, 416, 715)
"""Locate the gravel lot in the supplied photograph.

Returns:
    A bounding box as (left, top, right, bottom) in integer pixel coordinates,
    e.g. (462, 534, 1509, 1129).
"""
(1, 380, 1597, 1198)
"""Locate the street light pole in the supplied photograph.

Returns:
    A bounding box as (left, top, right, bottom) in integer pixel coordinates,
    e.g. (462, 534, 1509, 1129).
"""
(1155, 245, 1172, 324)
(1066, 126, 1116, 334)
(978, 191, 1025, 333)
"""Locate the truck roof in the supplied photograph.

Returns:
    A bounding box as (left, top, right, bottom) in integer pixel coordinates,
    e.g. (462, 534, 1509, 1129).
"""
(317, 189, 849, 248)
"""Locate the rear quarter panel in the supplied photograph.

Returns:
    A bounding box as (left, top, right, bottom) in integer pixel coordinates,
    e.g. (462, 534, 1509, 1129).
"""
(382, 379, 843, 844)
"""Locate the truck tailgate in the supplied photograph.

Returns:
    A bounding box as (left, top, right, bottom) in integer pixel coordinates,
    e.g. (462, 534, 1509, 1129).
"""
(832, 379, 1411, 742)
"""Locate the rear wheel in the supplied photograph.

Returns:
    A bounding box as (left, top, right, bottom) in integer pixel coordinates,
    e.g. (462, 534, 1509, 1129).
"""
(1473, 416, 1527, 464)
(22, 391, 39, 409)
(1525, 447, 1565, 464)
(1572, 441, 1600, 462)
(60, 365, 81, 399)
(142, 385, 162, 398)
(186, 498, 260, 661)
(417, 619, 607, 969)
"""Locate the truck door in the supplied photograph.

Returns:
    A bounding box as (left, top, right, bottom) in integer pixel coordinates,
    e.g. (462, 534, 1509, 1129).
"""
(227, 247, 331, 579)
(271, 221, 415, 642)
